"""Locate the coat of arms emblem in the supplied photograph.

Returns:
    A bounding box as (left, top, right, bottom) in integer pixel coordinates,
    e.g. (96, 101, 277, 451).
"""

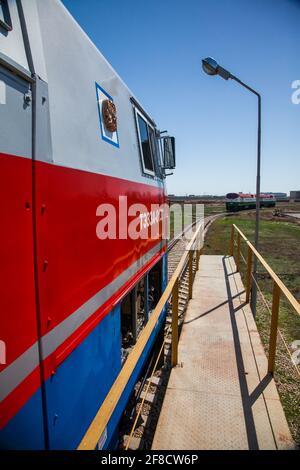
(102, 99, 117, 133)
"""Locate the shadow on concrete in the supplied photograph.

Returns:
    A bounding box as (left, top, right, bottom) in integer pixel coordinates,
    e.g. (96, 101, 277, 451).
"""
(184, 290, 246, 325)
(249, 374, 272, 406)
(222, 255, 273, 450)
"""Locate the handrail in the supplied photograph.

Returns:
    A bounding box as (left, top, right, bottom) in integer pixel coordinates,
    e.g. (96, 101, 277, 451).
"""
(230, 224, 300, 375)
(78, 222, 203, 450)
(232, 224, 300, 316)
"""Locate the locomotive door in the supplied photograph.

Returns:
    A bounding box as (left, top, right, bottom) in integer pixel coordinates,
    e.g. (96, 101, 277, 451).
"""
(0, 66, 46, 449)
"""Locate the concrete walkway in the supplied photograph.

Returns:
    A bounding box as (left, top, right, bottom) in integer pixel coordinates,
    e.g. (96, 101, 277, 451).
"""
(152, 255, 295, 450)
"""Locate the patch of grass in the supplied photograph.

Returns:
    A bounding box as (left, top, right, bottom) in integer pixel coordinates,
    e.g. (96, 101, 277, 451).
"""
(204, 212, 300, 446)
(169, 202, 225, 238)
(204, 203, 226, 216)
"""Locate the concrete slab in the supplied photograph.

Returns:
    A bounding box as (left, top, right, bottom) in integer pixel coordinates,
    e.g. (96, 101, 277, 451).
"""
(285, 213, 300, 220)
(153, 388, 249, 450)
(152, 255, 295, 450)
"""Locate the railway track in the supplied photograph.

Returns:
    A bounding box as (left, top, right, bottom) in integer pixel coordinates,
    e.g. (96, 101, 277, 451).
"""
(119, 213, 224, 450)
(167, 213, 223, 279)
(166, 214, 223, 327)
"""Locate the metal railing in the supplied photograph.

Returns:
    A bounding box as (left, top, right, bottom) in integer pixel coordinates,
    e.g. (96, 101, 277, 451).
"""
(78, 222, 203, 450)
(230, 224, 300, 376)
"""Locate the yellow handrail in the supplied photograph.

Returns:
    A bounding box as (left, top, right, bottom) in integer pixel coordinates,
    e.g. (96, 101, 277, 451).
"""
(231, 224, 300, 375)
(78, 222, 203, 450)
(232, 224, 300, 316)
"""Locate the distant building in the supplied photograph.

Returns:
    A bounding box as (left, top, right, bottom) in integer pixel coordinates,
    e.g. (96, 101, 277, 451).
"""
(290, 190, 300, 201)
(168, 194, 225, 202)
(264, 192, 287, 198)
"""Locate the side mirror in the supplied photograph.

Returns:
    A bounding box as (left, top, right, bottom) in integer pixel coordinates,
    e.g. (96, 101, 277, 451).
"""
(163, 136, 176, 170)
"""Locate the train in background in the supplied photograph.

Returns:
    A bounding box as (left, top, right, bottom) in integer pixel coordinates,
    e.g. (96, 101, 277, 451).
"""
(225, 193, 276, 211)
(0, 0, 175, 449)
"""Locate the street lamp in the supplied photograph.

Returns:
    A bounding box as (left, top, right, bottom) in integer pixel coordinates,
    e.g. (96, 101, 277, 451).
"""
(202, 57, 261, 317)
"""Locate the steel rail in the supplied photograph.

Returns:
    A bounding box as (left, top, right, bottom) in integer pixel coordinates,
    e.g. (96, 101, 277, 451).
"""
(167, 212, 224, 253)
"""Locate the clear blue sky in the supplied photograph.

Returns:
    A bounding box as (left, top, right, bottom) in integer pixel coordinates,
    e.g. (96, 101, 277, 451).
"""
(62, 0, 299, 196)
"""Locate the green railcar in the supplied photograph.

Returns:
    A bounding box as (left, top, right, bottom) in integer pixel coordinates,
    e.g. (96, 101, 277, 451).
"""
(225, 193, 276, 212)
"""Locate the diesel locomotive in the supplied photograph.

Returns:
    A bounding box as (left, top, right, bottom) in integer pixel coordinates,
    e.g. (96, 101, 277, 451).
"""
(225, 193, 276, 212)
(0, 0, 175, 449)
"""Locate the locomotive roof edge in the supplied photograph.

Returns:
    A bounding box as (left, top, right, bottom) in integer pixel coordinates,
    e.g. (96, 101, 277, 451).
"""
(0, 0, 167, 188)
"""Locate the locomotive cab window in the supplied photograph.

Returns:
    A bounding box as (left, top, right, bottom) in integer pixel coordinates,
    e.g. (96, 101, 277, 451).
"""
(0, 0, 12, 31)
(135, 109, 156, 176)
(149, 126, 164, 178)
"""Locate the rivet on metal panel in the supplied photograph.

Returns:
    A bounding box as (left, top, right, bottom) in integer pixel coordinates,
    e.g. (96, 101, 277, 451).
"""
(43, 260, 48, 272)
(47, 317, 52, 328)
(51, 370, 56, 377)
(53, 414, 59, 424)
(41, 204, 46, 215)
(42, 96, 47, 104)
(25, 202, 30, 210)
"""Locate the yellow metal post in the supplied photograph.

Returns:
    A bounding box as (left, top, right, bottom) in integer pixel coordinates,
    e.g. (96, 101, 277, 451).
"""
(171, 279, 179, 367)
(230, 225, 234, 256)
(236, 232, 241, 272)
(170, 210, 174, 240)
(189, 250, 193, 299)
(246, 246, 253, 303)
(196, 247, 201, 271)
(268, 282, 281, 374)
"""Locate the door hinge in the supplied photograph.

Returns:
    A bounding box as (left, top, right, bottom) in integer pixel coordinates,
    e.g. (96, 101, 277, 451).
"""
(24, 92, 32, 106)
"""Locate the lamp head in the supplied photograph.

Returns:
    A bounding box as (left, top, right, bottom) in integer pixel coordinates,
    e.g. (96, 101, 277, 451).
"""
(202, 57, 232, 80)
(202, 57, 218, 76)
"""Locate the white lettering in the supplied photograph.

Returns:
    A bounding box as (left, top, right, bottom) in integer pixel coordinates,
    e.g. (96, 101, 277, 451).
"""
(0, 340, 6, 364)
(96, 204, 116, 239)
(291, 80, 300, 104)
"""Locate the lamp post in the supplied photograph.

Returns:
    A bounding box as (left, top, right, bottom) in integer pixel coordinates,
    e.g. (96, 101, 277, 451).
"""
(202, 57, 261, 317)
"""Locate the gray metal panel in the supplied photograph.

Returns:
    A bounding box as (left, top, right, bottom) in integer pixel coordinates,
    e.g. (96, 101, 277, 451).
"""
(34, 77, 53, 163)
(0, 65, 31, 158)
(0, 0, 29, 71)
(35, 0, 164, 189)
(20, 0, 47, 81)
